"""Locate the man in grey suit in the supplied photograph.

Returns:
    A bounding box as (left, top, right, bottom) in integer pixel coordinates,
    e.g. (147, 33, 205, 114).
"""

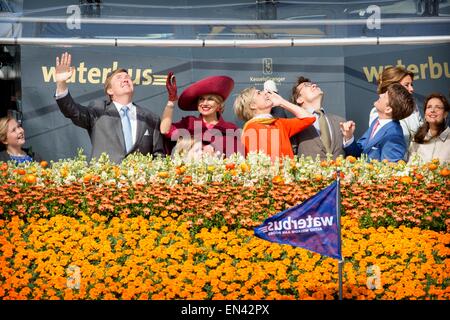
(54, 52, 164, 163)
(290, 76, 345, 160)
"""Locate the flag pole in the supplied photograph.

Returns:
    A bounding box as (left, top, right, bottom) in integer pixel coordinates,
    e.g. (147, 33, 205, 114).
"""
(336, 170, 343, 300)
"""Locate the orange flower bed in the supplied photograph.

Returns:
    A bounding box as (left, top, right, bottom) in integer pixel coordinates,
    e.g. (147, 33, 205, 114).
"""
(0, 214, 448, 300)
(0, 178, 448, 232)
(0, 155, 448, 299)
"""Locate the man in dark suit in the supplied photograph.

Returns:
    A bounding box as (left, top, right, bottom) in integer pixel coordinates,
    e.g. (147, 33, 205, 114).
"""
(290, 76, 345, 160)
(54, 52, 164, 163)
(340, 83, 414, 162)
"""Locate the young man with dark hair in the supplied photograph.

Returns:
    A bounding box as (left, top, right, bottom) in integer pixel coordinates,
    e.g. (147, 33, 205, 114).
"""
(290, 76, 346, 160)
(340, 83, 415, 162)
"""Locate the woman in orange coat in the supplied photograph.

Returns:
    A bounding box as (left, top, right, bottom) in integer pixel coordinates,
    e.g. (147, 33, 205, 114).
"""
(233, 87, 315, 161)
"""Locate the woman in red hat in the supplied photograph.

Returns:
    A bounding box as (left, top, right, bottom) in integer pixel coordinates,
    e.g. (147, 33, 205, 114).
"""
(233, 87, 315, 161)
(160, 72, 241, 158)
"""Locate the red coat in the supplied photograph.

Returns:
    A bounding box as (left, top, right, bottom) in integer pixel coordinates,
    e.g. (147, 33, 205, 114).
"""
(165, 115, 243, 157)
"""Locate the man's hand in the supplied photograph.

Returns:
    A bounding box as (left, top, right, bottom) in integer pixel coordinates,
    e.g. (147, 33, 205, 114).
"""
(55, 52, 73, 83)
(55, 52, 73, 95)
(166, 71, 178, 102)
(340, 121, 356, 142)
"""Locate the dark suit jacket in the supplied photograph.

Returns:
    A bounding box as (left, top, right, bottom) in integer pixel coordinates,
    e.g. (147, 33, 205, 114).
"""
(271, 106, 289, 118)
(56, 93, 164, 163)
(291, 113, 345, 160)
(344, 119, 406, 162)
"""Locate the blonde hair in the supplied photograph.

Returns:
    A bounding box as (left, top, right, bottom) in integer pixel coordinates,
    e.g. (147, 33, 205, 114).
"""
(233, 87, 256, 122)
(199, 94, 225, 114)
(104, 68, 128, 101)
(377, 67, 414, 94)
(0, 115, 13, 144)
(172, 136, 204, 162)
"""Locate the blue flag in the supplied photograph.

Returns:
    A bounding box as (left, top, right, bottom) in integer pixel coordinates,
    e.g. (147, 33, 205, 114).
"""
(254, 180, 342, 260)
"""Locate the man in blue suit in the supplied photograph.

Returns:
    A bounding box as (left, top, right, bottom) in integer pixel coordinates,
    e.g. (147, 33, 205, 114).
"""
(340, 83, 414, 162)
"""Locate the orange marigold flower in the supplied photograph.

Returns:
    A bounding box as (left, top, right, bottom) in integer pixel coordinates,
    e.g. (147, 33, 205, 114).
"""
(399, 176, 412, 184)
(158, 171, 170, 178)
(346, 155, 357, 164)
(439, 168, 450, 177)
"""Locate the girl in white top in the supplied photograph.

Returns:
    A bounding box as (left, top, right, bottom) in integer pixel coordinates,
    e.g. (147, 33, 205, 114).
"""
(409, 93, 449, 163)
(369, 67, 422, 147)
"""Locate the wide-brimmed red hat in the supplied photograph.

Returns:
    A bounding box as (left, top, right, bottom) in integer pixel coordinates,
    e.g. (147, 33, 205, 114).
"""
(178, 75, 234, 111)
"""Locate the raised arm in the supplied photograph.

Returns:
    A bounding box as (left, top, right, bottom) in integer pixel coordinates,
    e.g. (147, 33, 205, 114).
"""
(160, 72, 178, 135)
(54, 52, 95, 130)
(340, 120, 361, 157)
(340, 120, 356, 143)
(267, 92, 312, 118)
(55, 52, 74, 95)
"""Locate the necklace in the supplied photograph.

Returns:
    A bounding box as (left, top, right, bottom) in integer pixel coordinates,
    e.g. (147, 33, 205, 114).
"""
(7, 150, 26, 157)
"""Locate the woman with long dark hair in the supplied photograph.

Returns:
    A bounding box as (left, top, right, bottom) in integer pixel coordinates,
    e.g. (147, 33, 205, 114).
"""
(409, 93, 449, 163)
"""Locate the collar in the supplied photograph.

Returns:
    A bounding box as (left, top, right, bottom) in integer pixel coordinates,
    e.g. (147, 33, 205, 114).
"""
(304, 106, 323, 115)
(425, 126, 450, 142)
(253, 114, 274, 119)
(377, 118, 392, 128)
(113, 101, 134, 113)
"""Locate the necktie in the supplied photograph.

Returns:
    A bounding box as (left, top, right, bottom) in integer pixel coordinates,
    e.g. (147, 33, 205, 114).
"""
(121, 105, 133, 153)
(370, 120, 380, 140)
(316, 110, 331, 154)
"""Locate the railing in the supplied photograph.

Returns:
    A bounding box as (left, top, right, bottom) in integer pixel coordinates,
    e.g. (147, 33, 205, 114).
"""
(0, 35, 449, 47)
(0, 16, 449, 25)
